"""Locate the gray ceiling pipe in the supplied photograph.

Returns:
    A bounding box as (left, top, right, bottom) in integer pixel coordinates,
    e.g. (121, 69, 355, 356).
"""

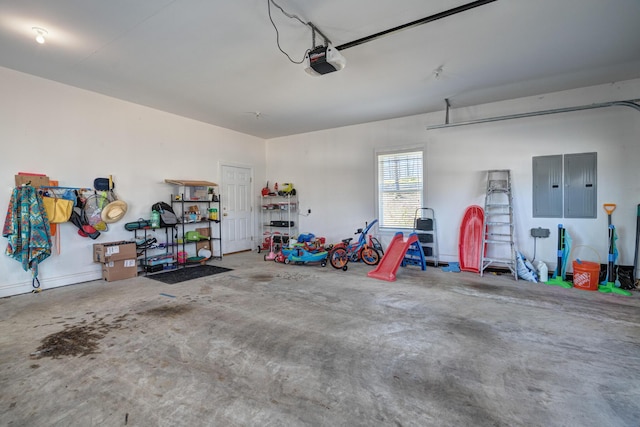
(427, 99, 640, 130)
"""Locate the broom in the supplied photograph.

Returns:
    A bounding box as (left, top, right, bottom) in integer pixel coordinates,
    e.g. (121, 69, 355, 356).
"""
(598, 224, 631, 296)
(634, 204, 640, 289)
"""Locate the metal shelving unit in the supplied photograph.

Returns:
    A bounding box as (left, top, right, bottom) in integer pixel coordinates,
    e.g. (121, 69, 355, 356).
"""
(171, 196, 222, 263)
(164, 180, 222, 266)
(259, 194, 298, 251)
(132, 226, 176, 275)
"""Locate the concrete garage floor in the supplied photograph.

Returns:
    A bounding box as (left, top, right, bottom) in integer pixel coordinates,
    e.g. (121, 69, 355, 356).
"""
(1, 252, 639, 427)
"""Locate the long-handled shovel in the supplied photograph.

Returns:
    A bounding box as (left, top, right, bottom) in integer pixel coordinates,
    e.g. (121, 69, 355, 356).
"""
(601, 204, 616, 284)
(603, 204, 616, 226)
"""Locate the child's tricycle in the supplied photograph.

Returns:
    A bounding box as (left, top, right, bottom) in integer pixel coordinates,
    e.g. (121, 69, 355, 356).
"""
(262, 231, 282, 261)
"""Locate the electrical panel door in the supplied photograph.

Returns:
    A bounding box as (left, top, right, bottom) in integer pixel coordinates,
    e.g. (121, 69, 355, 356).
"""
(532, 155, 563, 218)
(564, 152, 597, 218)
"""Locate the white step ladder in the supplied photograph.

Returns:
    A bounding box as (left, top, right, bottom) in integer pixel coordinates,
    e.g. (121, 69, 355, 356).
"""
(480, 170, 517, 280)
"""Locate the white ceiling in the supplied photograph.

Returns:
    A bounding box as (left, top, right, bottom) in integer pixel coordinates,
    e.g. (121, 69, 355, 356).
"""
(1, 0, 639, 139)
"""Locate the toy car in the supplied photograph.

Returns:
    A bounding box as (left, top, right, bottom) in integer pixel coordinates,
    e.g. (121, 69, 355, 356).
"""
(283, 246, 328, 266)
(278, 182, 296, 196)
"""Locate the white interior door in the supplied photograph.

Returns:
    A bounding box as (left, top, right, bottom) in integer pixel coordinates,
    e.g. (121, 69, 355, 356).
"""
(221, 165, 253, 254)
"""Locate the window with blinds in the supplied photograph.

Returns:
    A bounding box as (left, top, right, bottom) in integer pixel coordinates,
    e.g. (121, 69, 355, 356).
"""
(377, 150, 423, 228)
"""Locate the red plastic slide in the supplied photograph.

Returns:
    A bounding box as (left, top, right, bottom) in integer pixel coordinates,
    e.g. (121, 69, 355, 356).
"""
(368, 232, 418, 282)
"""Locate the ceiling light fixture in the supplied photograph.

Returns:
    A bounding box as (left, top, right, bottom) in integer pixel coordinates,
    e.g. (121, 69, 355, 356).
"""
(245, 111, 264, 120)
(32, 27, 48, 44)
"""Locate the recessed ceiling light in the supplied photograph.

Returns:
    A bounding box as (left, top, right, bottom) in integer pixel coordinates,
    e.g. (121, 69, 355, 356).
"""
(32, 27, 48, 44)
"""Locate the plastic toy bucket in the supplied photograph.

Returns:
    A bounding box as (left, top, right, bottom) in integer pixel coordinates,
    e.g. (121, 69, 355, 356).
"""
(572, 260, 600, 291)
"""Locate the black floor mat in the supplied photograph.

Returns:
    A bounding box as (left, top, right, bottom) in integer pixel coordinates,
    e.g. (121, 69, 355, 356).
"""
(145, 265, 233, 284)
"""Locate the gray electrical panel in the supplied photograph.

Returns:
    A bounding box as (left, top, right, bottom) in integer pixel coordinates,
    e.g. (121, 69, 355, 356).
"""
(564, 152, 597, 218)
(532, 155, 563, 218)
(532, 152, 597, 219)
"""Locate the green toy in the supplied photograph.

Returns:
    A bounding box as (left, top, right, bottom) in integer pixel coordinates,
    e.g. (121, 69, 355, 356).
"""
(185, 231, 209, 242)
(545, 224, 572, 288)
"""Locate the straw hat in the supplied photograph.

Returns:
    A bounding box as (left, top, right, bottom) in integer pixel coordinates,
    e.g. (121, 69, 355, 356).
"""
(101, 200, 128, 223)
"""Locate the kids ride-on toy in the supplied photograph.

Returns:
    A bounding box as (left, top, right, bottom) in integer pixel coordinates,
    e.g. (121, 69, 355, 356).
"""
(277, 182, 296, 196)
(263, 231, 282, 261)
(284, 246, 328, 267)
(328, 220, 381, 271)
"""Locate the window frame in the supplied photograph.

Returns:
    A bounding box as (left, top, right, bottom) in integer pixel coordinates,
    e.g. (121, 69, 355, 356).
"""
(375, 147, 425, 230)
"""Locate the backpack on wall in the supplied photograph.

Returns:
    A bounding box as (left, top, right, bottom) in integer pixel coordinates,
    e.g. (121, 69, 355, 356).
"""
(152, 201, 178, 227)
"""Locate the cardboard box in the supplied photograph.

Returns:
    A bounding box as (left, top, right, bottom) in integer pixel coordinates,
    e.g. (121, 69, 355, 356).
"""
(195, 227, 211, 262)
(15, 173, 50, 188)
(102, 259, 138, 282)
(94, 241, 137, 263)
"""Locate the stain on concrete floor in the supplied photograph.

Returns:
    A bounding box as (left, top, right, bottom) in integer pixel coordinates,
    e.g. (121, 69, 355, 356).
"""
(139, 303, 193, 317)
(31, 320, 119, 359)
(3, 252, 640, 426)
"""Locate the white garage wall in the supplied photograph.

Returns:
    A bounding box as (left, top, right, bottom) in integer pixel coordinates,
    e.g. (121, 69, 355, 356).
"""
(267, 79, 640, 274)
(0, 66, 265, 297)
(2, 65, 638, 297)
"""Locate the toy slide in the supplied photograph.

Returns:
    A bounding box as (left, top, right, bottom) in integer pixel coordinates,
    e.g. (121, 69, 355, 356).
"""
(368, 232, 419, 282)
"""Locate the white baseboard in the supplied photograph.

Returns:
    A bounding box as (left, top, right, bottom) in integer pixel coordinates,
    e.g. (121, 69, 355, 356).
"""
(0, 271, 103, 298)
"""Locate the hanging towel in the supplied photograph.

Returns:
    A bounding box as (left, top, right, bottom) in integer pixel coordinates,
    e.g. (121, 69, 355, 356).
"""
(3, 186, 52, 280)
(560, 229, 572, 280)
